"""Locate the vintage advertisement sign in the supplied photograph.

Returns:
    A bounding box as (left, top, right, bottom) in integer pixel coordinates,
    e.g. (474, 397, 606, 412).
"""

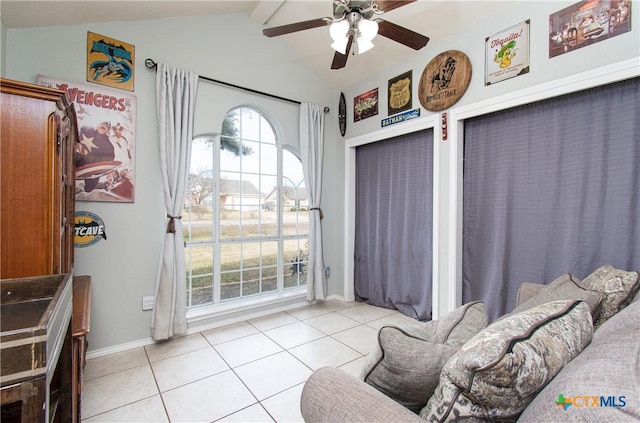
(74, 211, 107, 248)
(381, 108, 420, 128)
(485, 20, 530, 85)
(87, 32, 135, 91)
(37, 75, 136, 203)
(354, 88, 379, 122)
(388, 70, 412, 115)
(549, 0, 632, 58)
(418, 50, 472, 112)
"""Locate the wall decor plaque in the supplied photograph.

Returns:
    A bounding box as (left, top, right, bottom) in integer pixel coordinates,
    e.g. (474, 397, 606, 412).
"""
(388, 70, 412, 115)
(87, 32, 135, 92)
(418, 50, 472, 111)
(338, 92, 347, 136)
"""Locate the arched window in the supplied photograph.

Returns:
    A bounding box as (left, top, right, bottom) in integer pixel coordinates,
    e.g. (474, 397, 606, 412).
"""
(184, 107, 308, 308)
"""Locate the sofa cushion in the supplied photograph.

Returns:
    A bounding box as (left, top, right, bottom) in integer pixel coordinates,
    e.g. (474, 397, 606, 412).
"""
(511, 273, 602, 318)
(361, 301, 487, 413)
(518, 299, 640, 422)
(578, 265, 640, 328)
(421, 300, 593, 422)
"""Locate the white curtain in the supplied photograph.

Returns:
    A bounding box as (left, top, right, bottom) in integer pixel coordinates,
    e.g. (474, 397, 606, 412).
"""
(300, 102, 327, 300)
(151, 63, 199, 340)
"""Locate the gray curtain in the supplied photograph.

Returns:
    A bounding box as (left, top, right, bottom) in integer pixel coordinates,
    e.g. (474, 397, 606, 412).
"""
(151, 63, 199, 340)
(463, 77, 640, 321)
(355, 129, 434, 320)
(300, 102, 327, 300)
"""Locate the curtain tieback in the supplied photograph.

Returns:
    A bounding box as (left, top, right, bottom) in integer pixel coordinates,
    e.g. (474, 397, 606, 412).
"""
(166, 215, 182, 233)
(310, 207, 324, 220)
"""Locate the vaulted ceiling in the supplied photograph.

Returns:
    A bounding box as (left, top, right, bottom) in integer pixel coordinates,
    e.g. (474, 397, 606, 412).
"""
(1, 1, 514, 89)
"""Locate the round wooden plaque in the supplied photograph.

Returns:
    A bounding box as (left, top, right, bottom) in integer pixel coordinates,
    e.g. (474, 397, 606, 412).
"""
(418, 50, 472, 112)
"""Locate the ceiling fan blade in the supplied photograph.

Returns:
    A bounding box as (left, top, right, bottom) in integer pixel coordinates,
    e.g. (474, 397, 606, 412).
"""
(263, 18, 331, 37)
(331, 34, 354, 69)
(377, 19, 429, 50)
(376, 0, 416, 13)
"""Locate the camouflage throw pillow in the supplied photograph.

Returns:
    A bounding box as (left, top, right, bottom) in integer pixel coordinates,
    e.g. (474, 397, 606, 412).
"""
(421, 300, 593, 422)
(579, 265, 640, 329)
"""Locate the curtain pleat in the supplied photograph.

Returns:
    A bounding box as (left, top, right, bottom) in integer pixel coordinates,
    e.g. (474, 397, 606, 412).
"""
(151, 64, 199, 340)
(463, 77, 640, 321)
(300, 102, 327, 300)
(355, 129, 434, 320)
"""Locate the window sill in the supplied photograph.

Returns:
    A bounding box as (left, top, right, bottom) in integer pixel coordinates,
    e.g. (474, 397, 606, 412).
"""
(186, 288, 308, 327)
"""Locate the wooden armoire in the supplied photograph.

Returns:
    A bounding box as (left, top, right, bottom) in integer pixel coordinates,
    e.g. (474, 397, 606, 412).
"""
(1, 78, 88, 423)
(1, 78, 76, 278)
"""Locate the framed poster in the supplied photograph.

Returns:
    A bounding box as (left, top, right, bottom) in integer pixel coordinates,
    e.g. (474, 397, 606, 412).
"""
(37, 75, 136, 203)
(549, 0, 631, 58)
(87, 32, 135, 91)
(388, 70, 412, 115)
(354, 88, 379, 122)
(485, 20, 530, 85)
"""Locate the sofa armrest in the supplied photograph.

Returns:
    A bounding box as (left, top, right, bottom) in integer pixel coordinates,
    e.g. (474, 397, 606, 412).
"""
(300, 367, 424, 423)
(516, 282, 544, 306)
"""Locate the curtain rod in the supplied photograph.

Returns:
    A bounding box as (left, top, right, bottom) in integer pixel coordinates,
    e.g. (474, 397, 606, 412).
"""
(145, 59, 329, 113)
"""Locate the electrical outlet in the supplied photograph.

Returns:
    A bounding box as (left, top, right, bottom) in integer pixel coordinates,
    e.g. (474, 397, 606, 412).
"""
(142, 296, 155, 311)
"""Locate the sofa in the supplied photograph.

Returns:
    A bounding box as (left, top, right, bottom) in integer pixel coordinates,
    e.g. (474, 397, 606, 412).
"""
(300, 265, 640, 422)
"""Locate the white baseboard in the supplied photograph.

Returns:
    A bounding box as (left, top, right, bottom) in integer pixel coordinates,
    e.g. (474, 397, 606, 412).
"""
(86, 293, 349, 360)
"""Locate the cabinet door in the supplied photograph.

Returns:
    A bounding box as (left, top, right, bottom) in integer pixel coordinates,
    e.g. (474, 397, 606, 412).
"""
(0, 80, 75, 278)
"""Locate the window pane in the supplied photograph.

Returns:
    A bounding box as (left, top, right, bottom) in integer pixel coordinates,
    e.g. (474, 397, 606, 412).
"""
(221, 145, 241, 172)
(221, 270, 240, 300)
(284, 238, 308, 289)
(261, 144, 277, 175)
(185, 245, 213, 306)
(260, 115, 276, 144)
(261, 265, 278, 293)
(241, 108, 261, 141)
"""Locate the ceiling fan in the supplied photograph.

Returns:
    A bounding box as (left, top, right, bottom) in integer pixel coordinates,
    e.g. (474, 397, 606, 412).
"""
(263, 0, 430, 70)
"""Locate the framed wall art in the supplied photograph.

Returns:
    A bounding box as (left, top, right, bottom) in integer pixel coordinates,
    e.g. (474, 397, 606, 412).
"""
(549, 0, 631, 58)
(388, 70, 412, 115)
(485, 20, 530, 85)
(87, 31, 135, 91)
(37, 75, 137, 203)
(354, 88, 379, 122)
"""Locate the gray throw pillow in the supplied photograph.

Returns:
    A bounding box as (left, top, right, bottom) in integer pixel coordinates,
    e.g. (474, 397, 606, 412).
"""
(518, 300, 640, 423)
(510, 273, 602, 318)
(578, 264, 640, 329)
(360, 301, 488, 413)
(421, 300, 593, 422)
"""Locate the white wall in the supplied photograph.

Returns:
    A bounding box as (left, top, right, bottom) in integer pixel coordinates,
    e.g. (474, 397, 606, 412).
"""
(4, 13, 338, 352)
(341, 1, 639, 318)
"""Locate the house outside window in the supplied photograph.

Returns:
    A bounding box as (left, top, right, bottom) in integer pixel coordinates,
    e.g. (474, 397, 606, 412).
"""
(183, 107, 308, 308)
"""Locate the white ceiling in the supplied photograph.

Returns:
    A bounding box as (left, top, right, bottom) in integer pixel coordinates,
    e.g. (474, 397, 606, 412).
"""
(0, 0, 515, 90)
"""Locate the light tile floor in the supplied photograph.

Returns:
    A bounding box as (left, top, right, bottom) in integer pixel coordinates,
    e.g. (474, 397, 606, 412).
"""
(82, 300, 418, 422)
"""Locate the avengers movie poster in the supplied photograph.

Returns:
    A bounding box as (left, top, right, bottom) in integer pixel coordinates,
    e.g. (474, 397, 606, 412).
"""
(87, 32, 135, 92)
(37, 75, 136, 203)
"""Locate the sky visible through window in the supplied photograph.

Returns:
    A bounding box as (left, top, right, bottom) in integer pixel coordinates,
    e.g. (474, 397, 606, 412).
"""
(189, 114, 305, 193)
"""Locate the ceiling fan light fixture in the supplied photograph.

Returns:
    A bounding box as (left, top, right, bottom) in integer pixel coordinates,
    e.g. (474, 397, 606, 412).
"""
(331, 38, 349, 54)
(358, 18, 378, 42)
(330, 19, 349, 41)
(356, 37, 374, 54)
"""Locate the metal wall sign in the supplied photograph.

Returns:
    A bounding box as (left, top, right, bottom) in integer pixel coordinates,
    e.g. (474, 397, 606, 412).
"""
(381, 108, 421, 127)
(74, 211, 108, 247)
